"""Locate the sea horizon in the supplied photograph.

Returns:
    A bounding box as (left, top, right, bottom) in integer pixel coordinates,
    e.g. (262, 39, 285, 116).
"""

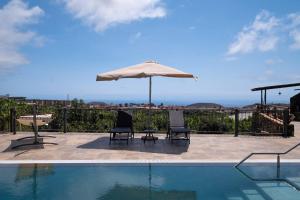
(6, 93, 290, 107)
(84, 98, 290, 107)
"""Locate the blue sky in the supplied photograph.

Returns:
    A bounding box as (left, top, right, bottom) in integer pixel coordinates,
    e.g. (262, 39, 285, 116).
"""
(0, 0, 300, 106)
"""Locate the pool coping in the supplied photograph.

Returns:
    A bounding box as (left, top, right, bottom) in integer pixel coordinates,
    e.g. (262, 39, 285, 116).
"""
(0, 159, 300, 164)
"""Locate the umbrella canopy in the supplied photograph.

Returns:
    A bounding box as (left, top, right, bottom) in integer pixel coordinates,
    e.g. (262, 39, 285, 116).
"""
(96, 60, 195, 81)
(96, 60, 196, 130)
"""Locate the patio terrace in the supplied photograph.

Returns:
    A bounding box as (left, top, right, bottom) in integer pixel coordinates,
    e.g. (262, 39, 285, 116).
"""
(0, 122, 299, 162)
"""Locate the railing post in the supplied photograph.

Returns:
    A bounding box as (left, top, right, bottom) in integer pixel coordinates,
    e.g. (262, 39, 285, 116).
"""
(9, 108, 13, 133)
(283, 109, 289, 137)
(13, 107, 16, 134)
(234, 109, 239, 137)
(63, 108, 67, 133)
(277, 154, 280, 179)
(10, 107, 16, 134)
(251, 111, 259, 133)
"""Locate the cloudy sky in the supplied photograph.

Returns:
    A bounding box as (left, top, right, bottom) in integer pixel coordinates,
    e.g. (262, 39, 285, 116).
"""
(0, 0, 300, 105)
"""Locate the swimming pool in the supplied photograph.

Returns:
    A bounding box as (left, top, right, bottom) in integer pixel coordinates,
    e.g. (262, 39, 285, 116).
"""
(0, 162, 300, 200)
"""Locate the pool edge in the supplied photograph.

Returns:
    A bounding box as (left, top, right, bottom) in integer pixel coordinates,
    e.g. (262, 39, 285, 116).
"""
(0, 159, 300, 164)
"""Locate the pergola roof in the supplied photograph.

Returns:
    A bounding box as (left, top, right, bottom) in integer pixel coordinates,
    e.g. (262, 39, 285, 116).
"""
(251, 82, 300, 91)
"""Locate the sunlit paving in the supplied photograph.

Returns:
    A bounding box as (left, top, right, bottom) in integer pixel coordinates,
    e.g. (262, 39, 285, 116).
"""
(1, 0, 300, 199)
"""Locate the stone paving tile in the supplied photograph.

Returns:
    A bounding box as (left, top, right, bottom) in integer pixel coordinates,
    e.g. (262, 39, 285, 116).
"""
(0, 122, 299, 161)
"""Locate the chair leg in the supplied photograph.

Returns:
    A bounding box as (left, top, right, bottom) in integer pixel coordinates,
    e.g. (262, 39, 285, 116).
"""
(109, 132, 112, 145)
(127, 132, 129, 145)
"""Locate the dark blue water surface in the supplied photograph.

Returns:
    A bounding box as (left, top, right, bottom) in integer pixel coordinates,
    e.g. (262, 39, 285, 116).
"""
(0, 163, 300, 200)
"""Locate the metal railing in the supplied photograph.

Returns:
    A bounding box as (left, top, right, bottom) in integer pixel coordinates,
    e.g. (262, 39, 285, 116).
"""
(3, 105, 293, 136)
(235, 164, 300, 191)
(235, 142, 300, 191)
(7, 107, 245, 134)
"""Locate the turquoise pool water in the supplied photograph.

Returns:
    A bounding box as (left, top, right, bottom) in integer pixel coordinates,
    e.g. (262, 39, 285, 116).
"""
(0, 163, 300, 200)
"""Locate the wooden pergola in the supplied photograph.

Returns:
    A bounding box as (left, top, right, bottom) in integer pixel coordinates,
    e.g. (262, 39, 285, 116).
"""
(251, 82, 300, 105)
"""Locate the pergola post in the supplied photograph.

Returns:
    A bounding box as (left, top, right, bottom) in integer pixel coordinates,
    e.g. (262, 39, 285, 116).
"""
(264, 89, 267, 105)
(261, 90, 263, 105)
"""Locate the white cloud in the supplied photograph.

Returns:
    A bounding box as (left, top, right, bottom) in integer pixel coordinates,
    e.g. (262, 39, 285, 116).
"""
(288, 13, 300, 49)
(258, 36, 278, 51)
(290, 30, 300, 49)
(62, 0, 166, 32)
(227, 11, 300, 57)
(288, 13, 300, 28)
(227, 10, 279, 56)
(0, 0, 44, 71)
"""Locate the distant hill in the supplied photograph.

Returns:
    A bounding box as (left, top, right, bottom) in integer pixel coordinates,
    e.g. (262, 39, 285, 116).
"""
(186, 103, 224, 109)
(242, 103, 290, 110)
(242, 103, 260, 110)
(88, 101, 107, 106)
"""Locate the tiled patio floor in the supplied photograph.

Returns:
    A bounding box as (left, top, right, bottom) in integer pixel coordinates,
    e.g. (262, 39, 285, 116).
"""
(0, 122, 299, 162)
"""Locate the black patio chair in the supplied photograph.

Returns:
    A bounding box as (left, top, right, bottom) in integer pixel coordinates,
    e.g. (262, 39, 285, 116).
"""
(167, 110, 190, 144)
(109, 110, 134, 144)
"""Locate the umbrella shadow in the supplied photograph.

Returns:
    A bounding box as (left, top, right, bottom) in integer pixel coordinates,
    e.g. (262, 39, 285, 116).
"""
(77, 136, 189, 155)
(2, 138, 44, 153)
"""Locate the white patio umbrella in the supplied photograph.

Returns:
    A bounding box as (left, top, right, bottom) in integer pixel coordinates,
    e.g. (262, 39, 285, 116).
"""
(96, 60, 196, 129)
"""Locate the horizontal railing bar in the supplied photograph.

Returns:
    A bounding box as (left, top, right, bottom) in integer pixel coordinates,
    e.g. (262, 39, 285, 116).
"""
(235, 143, 300, 191)
(283, 143, 300, 154)
(236, 142, 300, 167)
(50, 107, 257, 112)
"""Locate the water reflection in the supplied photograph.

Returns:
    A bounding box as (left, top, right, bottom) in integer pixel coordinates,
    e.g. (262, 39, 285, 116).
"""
(15, 164, 54, 200)
(0, 163, 299, 200)
(99, 184, 196, 200)
(98, 164, 196, 200)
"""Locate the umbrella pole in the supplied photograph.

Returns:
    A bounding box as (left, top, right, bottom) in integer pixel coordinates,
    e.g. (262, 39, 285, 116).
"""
(148, 76, 152, 130)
